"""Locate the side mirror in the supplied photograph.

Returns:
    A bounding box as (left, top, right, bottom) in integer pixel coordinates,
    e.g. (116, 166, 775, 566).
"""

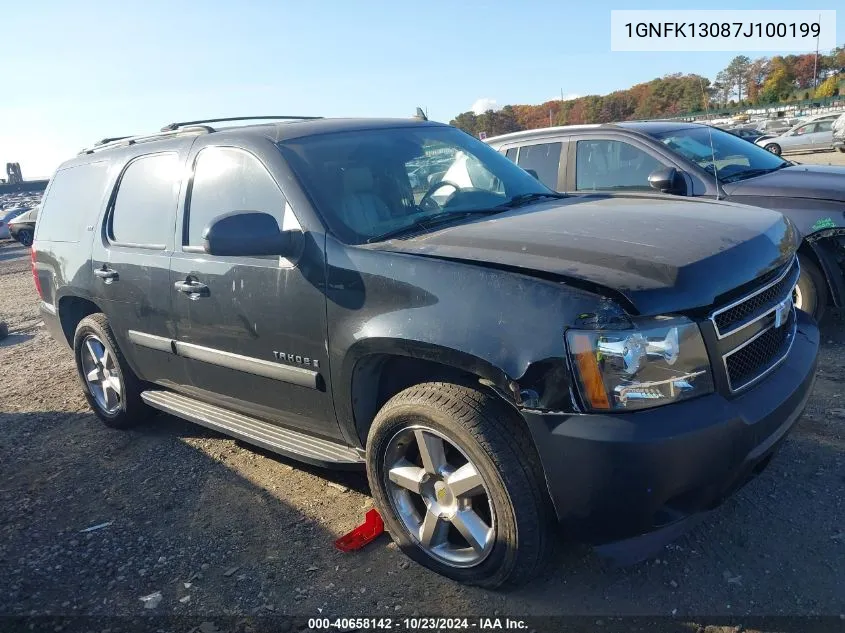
(648, 167, 685, 195)
(524, 168, 540, 180)
(203, 211, 298, 257)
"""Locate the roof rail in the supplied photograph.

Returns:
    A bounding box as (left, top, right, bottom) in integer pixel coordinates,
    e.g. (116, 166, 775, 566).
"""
(78, 126, 213, 155)
(160, 115, 323, 132)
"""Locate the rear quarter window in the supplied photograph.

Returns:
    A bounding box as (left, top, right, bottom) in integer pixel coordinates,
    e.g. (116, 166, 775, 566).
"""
(36, 161, 110, 242)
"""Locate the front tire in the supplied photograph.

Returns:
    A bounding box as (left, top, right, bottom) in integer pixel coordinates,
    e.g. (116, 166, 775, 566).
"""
(73, 313, 148, 428)
(366, 382, 553, 588)
(16, 228, 33, 247)
(764, 143, 781, 156)
(794, 254, 827, 322)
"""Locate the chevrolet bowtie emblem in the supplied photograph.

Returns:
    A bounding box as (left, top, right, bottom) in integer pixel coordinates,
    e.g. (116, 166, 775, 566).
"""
(774, 295, 792, 328)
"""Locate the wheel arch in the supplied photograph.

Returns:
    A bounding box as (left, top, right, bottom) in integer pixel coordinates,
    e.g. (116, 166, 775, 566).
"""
(801, 231, 845, 308)
(341, 339, 521, 447)
(57, 294, 104, 347)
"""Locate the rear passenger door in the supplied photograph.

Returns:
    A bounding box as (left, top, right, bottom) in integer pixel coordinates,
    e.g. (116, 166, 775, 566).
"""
(91, 147, 190, 387)
(169, 142, 338, 438)
(502, 141, 564, 190)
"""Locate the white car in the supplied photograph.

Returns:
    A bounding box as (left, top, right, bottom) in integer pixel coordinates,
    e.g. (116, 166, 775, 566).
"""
(755, 113, 840, 155)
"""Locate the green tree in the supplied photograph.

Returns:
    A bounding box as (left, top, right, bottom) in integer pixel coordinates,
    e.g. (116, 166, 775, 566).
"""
(724, 55, 751, 101)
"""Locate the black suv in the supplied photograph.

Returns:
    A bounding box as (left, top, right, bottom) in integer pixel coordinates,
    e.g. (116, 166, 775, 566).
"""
(487, 121, 845, 321)
(33, 116, 818, 587)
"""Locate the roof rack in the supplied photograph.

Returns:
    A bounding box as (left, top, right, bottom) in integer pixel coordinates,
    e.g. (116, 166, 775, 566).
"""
(160, 115, 323, 132)
(78, 126, 213, 155)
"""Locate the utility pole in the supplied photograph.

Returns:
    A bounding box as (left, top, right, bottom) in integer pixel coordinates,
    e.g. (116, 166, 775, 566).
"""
(549, 108, 552, 127)
(812, 13, 820, 89)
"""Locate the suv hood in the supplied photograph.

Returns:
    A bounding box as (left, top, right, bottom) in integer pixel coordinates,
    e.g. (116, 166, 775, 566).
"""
(723, 164, 845, 202)
(369, 195, 795, 315)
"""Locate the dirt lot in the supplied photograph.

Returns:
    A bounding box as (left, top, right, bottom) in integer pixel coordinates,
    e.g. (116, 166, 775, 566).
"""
(1, 167, 844, 627)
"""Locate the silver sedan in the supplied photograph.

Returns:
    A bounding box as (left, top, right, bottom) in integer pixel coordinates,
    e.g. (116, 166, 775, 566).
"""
(756, 117, 836, 156)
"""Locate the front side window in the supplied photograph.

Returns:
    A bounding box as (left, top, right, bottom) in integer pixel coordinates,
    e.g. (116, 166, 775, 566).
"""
(516, 142, 562, 189)
(575, 139, 662, 191)
(187, 147, 286, 246)
(650, 125, 788, 183)
(110, 153, 180, 246)
(278, 125, 552, 244)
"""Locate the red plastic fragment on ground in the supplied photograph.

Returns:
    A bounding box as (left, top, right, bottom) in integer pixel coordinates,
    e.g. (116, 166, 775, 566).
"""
(334, 509, 384, 552)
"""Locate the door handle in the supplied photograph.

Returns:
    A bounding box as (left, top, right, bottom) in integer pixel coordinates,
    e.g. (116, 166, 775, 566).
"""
(94, 267, 119, 282)
(174, 279, 210, 298)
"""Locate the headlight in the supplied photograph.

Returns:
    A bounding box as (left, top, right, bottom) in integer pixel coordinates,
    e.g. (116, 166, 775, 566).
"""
(566, 316, 713, 412)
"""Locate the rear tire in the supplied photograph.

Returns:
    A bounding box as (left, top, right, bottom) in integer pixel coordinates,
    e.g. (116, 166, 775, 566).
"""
(73, 313, 148, 428)
(366, 382, 553, 588)
(16, 229, 33, 247)
(794, 254, 826, 322)
(764, 143, 781, 156)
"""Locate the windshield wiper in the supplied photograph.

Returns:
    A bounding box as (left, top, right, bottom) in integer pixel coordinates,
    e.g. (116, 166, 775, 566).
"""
(721, 164, 788, 183)
(493, 191, 566, 209)
(366, 209, 503, 243)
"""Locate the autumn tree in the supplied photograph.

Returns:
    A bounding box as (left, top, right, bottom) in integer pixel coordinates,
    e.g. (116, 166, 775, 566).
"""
(815, 74, 840, 98)
(745, 58, 770, 102)
(760, 56, 795, 102)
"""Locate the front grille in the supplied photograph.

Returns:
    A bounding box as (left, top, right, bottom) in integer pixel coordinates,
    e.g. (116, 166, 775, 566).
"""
(724, 310, 795, 391)
(709, 255, 799, 393)
(712, 259, 800, 337)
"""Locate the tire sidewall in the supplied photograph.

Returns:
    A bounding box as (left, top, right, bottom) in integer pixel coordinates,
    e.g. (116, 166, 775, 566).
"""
(765, 143, 781, 155)
(73, 320, 129, 424)
(795, 254, 825, 321)
(367, 403, 521, 587)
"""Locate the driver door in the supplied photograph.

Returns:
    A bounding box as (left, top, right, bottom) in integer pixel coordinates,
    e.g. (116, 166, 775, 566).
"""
(565, 137, 679, 194)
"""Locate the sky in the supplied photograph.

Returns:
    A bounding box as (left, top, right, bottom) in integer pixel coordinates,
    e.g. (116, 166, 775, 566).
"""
(1, 0, 843, 178)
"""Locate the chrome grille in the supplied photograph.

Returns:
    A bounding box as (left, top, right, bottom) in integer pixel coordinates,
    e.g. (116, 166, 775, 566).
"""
(723, 309, 796, 391)
(710, 256, 799, 393)
(711, 259, 800, 339)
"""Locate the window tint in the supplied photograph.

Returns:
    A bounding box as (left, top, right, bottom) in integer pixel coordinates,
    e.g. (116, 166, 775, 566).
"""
(516, 142, 562, 189)
(36, 161, 110, 242)
(505, 147, 518, 162)
(575, 139, 663, 191)
(110, 153, 180, 246)
(187, 147, 285, 246)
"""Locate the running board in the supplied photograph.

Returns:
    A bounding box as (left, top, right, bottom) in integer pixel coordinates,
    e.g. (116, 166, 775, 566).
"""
(141, 390, 364, 468)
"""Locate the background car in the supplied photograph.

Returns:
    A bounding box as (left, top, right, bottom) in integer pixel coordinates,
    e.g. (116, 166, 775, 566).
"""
(8, 205, 38, 246)
(0, 206, 29, 240)
(755, 114, 840, 155)
(487, 121, 845, 320)
(727, 126, 766, 143)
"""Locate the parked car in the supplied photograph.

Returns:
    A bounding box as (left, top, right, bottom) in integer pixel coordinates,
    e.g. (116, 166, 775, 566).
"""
(832, 112, 845, 153)
(8, 204, 38, 246)
(727, 127, 766, 143)
(755, 114, 840, 155)
(487, 121, 845, 320)
(34, 116, 818, 588)
(0, 206, 29, 240)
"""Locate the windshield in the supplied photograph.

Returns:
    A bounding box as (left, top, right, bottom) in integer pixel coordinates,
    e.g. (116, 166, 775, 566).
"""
(278, 125, 554, 244)
(651, 126, 788, 183)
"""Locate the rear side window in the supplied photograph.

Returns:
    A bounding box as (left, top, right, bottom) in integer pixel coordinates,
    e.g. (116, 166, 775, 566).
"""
(36, 161, 110, 242)
(109, 153, 181, 247)
(516, 142, 562, 189)
(505, 147, 518, 162)
(186, 147, 285, 246)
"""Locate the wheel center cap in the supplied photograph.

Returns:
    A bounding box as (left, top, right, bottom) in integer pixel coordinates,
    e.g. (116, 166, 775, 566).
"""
(432, 481, 455, 514)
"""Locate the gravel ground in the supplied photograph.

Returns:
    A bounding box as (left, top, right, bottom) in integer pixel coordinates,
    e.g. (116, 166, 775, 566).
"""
(1, 211, 844, 628)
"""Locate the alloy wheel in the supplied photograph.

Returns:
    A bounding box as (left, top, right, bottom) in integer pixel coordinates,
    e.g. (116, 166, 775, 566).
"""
(383, 425, 495, 568)
(80, 334, 122, 414)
